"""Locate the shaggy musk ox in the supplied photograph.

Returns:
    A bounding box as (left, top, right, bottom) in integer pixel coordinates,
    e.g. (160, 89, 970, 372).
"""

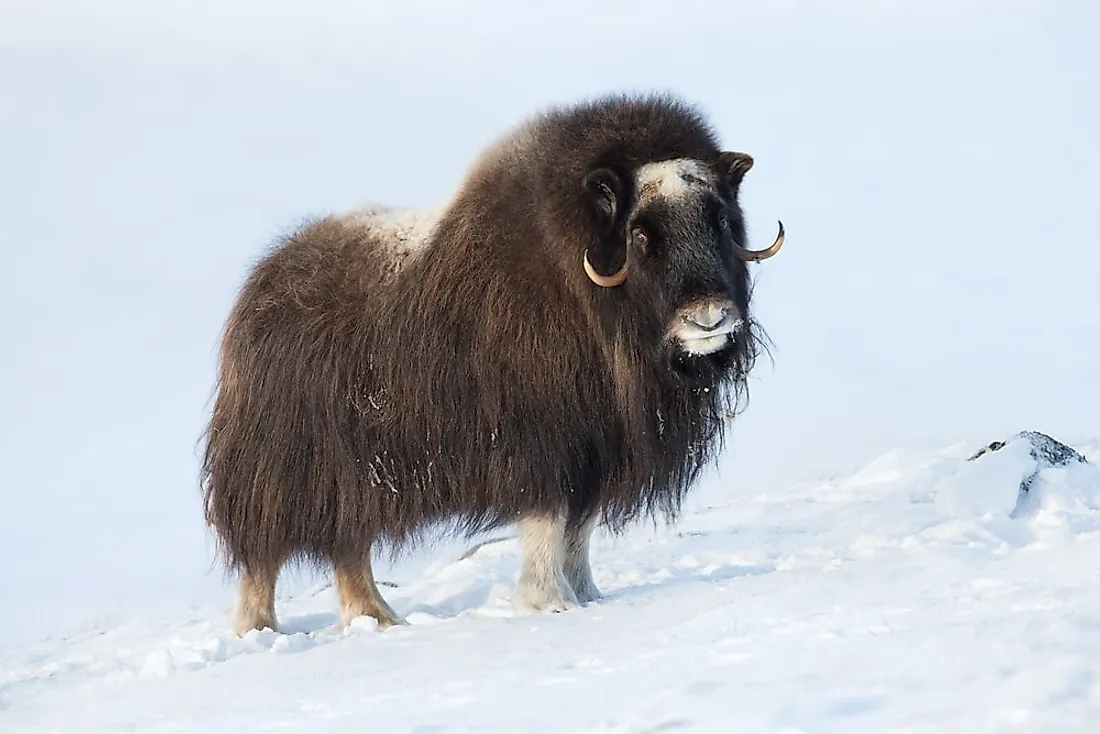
(200, 93, 785, 635)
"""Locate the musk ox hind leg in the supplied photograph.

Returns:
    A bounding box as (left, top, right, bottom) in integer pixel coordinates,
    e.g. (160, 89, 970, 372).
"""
(514, 513, 580, 614)
(234, 565, 279, 636)
(563, 511, 601, 604)
(334, 555, 405, 630)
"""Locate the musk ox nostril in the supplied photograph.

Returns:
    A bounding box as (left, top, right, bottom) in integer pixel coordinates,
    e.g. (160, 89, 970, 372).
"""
(687, 303, 732, 331)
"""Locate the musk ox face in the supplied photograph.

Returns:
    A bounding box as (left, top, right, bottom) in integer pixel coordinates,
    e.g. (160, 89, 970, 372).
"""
(582, 151, 784, 365)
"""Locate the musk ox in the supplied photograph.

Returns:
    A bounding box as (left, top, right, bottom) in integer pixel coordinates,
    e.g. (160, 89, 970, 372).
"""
(200, 93, 785, 635)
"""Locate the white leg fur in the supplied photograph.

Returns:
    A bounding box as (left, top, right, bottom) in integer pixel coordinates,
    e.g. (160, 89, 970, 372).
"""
(234, 569, 278, 636)
(563, 513, 601, 604)
(514, 514, 579, 613)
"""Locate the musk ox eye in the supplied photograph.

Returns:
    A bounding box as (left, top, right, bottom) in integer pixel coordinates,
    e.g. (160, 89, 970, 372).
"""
(631, 226, 648, 252)
(718, 214, 731, 232)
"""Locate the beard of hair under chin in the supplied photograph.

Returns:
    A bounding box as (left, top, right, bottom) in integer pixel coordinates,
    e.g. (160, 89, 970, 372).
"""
(665, 321, 758, 394)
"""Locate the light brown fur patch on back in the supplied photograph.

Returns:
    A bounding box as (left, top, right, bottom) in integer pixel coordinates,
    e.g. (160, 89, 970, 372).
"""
(338, 205, 443, 275)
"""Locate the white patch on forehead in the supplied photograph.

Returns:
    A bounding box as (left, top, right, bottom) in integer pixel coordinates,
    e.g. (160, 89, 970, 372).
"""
(340, 205, 443, 274)
(634, 158, 715, 202)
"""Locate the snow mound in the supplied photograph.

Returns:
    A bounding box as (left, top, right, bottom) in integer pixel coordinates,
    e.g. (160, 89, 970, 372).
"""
(933, 431, 1100, 526)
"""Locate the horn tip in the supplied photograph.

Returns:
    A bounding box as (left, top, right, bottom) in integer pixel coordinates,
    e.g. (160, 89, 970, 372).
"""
(583, 249, 628, 287)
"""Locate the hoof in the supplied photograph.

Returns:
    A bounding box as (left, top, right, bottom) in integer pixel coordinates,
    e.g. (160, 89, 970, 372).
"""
(376, 614, 408, 631)
(513, 577, 581, 614)
(233, 618, 278, 638)
(572, 586, 602, 605)
(513, 594, 579, 614)
(342, 604, 406, 631)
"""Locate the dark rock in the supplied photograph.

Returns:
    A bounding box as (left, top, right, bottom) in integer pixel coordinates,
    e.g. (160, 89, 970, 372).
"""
(967, 430, 1089, 495)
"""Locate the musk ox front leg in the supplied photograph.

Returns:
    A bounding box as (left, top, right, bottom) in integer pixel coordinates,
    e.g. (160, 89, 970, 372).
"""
(563, 511, 601, 604)
(514, 514, 579, 613)
(334, 554, 405, 630)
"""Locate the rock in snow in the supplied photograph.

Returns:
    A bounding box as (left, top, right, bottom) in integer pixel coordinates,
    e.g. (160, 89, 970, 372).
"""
(935, 430, 1100, 521)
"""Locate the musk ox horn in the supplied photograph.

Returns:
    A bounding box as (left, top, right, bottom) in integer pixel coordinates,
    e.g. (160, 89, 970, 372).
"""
(734, 220, 785, 263)
(583, 250, 628, 287)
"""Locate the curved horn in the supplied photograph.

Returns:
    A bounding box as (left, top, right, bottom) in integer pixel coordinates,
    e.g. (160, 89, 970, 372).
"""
(583, 250, 628, 287)
(734, 220, 785, 263)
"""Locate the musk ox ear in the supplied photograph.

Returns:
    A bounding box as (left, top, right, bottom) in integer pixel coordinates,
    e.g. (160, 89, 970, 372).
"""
(581, 167, 629, 286)
(716, 151, 755, 189)
(582, 167, 624, 230)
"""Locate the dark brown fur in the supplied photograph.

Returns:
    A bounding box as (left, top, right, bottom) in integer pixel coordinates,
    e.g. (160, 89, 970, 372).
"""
(200, 93, 769, 621)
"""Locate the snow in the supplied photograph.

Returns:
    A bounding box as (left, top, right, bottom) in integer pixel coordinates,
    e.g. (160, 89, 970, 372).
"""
(2, 0, 1100, 731)
(4, 434, 1100, 732)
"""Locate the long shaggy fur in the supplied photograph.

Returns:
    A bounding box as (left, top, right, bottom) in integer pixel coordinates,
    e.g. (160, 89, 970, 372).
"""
(200, 92, 767, 581)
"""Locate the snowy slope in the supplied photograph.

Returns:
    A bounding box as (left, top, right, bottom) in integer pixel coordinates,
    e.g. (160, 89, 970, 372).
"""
(4, 434, 1099, 733)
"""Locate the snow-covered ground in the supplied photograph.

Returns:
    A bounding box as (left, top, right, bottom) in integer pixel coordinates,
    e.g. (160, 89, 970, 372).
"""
(4, 433, 1100, 732)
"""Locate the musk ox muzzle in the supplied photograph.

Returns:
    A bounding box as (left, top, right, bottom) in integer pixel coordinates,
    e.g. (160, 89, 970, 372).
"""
(670, 298, 743, 356)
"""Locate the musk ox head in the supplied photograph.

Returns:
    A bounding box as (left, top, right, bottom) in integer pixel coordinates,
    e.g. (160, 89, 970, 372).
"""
(580, 150, 783, 371)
